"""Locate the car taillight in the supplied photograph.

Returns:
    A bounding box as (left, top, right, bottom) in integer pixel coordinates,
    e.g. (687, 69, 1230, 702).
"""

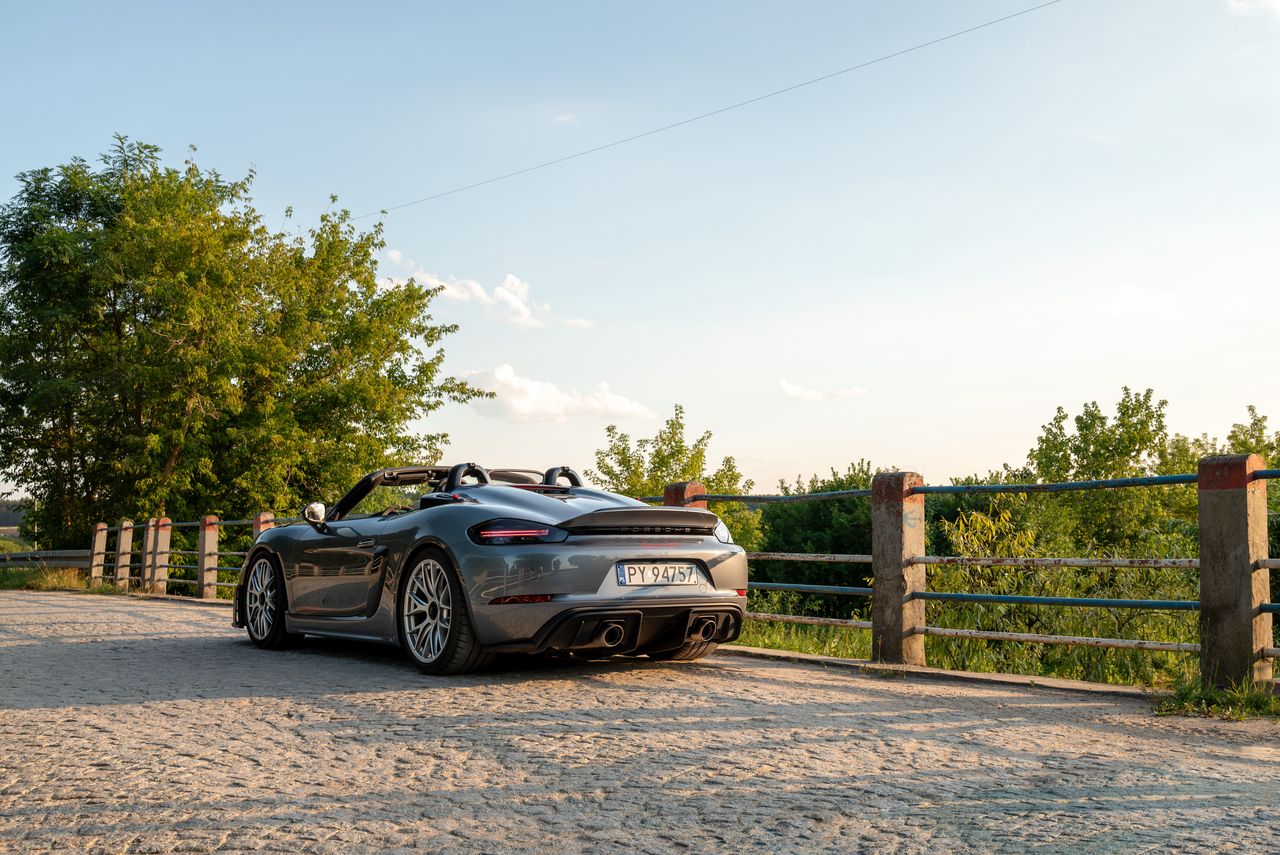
(735, 589, 747, 597)
(468, 519, 569, 545)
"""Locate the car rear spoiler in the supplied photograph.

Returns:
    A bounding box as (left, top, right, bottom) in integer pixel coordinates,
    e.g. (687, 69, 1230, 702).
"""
(560, 507, 720, 534)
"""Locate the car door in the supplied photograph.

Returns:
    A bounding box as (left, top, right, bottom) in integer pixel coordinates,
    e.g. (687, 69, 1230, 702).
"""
(288, 516, 387, 617)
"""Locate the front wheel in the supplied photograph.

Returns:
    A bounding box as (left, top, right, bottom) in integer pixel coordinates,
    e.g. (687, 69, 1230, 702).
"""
(397, 549, 491, 675)
(244, 555, 298, 649)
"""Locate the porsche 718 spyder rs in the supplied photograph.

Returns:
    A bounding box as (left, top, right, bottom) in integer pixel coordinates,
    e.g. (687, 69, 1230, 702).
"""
(233, 464, 747, 673)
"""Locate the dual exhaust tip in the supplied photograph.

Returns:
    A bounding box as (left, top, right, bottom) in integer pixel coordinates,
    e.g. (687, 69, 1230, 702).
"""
(593, 615, 718, 649)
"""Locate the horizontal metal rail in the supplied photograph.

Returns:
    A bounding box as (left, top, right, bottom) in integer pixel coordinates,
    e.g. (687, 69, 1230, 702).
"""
(0, 550, 90, 568)
(913, 591, 1199, 610)
(213, 566, 243, 573)
(213, 582, 238, 589)
(910, 473, 1197, 496)
(749, 552, 873, 564)
(1264, 647, 1280, 659)
(751, 582, 872, 596)
(1256, 559, 1280, 570)
(1262, 604, 1279, 614)
(916, 625, 1200, 653)
(914, 555, 1198, 569)
(1250, 469, 1280, 481)
(157, 563, 197, 571)
(747, 612, 872, 630)
(159, 520, 201, 528)
(217, 551, 248, 558)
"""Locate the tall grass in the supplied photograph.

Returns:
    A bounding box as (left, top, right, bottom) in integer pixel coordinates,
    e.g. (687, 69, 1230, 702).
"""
(0, 566, 96, 591)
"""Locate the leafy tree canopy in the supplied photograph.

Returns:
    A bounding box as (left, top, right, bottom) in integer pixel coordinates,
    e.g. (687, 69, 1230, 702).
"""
(0, 136, 486, 546)
(585, 404, 763, 550)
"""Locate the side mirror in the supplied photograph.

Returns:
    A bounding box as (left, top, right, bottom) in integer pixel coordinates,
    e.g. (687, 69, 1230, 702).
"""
(303, 502, 327, 526)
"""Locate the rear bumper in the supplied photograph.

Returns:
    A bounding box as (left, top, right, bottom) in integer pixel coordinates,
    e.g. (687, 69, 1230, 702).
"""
(458, 536, 748, 645)
(485, 600, 744, 655)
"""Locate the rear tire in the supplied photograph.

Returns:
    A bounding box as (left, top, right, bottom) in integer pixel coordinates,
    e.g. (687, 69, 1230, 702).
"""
(244, 554, 299, 649)
(649, 640, 718, 662)
(397, 548, 492, 675)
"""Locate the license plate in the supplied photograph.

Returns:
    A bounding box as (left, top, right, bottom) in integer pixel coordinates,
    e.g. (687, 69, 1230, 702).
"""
(616, 562, 701, 586)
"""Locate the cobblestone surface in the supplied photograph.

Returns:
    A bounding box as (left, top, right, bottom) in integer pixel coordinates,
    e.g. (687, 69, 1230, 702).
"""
(1, 591, 1277, 853)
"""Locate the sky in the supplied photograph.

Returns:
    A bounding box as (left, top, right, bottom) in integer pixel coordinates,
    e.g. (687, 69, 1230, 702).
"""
(2, 0, 1279, 490)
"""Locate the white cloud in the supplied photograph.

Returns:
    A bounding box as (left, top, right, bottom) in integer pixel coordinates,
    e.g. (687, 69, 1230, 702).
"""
(779, 379, 824, 401)
(1226, 0, 1280, 17)
(381, 251, 591, 329)
(780, 379, 868, 401)
(474, 364, 653, 422)
(552, 112, 578, 124)
(491, 274, 541, 327)
(437, 276, 492, 304)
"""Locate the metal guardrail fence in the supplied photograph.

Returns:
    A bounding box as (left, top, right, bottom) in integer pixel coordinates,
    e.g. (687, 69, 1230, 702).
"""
(673, 459, 1276, 683)
(85, 513, 291, 598)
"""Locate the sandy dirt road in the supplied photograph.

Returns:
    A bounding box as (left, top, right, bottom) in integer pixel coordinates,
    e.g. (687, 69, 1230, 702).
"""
(0, 591, 1276, 853)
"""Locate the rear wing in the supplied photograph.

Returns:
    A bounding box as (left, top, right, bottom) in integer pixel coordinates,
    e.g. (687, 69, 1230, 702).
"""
(560, 507, 719, 535)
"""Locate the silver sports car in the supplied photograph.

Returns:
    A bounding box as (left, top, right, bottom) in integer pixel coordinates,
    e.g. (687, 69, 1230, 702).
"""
(233, 464, 747, 673)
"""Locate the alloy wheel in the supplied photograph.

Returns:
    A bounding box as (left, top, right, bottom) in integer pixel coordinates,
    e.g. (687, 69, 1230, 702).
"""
(402, 558, 453, 663)
(245, 558, 277, 640)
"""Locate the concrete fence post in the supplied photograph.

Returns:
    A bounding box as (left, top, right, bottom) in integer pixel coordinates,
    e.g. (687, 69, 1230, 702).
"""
(151, 517, 172, 596)
(663, 482, 708, 509)
(1197, 454, 1271, 688)
(114, 520, 134, 590)
(252, 512, 275, 541)
(871, 471, 927, 666)
(89, 523, 108, 587)
(140, 518, 158, 591)
(198, 515, 219, 600)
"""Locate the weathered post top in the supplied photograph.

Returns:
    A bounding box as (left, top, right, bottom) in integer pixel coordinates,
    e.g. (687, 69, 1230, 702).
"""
(871, 470, 927, 667)
(663, 482, 708, 509)
(1197, 453, 1271, 688)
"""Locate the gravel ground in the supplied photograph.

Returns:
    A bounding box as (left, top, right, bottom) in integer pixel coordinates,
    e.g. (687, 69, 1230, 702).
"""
(0, 591, 1277, 854)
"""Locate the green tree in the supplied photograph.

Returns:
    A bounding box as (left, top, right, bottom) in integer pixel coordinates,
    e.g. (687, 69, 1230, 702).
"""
(752, 461, 877, 619)
(999, 388, 1200, 559)
(585, 404, 763, 550)
(0, 137, 486, 546)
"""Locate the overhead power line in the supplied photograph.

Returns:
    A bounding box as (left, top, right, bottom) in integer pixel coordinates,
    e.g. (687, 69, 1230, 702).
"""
(357, 0, 1066, 219)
